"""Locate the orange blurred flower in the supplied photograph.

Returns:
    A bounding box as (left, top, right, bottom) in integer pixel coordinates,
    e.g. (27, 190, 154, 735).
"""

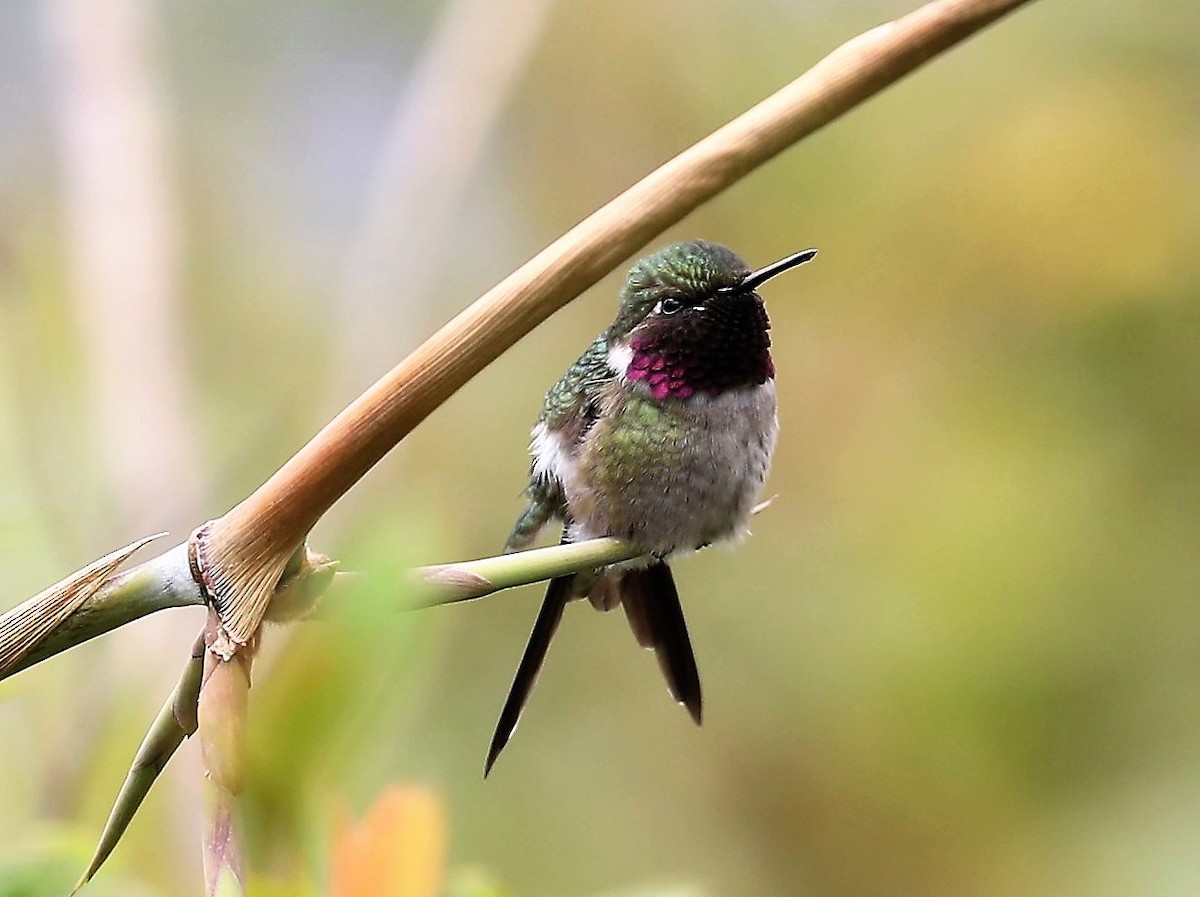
(331, 786, 447, 897)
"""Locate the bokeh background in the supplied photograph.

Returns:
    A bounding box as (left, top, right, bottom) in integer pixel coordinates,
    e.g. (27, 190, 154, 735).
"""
(1, 0, 1199, 895)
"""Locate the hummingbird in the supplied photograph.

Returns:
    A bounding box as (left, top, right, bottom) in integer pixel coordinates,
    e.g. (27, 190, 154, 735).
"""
(486, 239, 818, 776)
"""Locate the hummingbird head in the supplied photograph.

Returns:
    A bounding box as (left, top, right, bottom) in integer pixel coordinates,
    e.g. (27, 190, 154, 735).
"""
(607, 240, 817, 400)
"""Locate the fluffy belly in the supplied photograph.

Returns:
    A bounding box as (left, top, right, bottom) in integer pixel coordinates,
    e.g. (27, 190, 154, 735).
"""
(566, 382, 777, 555)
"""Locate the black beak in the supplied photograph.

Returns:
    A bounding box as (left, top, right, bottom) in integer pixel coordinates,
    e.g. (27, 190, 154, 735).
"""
(719, 248, 818, 295)
(742, 248, 819, 291)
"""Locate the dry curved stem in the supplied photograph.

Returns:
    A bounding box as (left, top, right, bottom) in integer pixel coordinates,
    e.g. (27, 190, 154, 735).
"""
(197, 0, 1039, 648)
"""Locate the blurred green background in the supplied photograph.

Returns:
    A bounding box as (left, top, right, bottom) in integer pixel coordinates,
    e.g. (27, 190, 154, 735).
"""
(2, 0, 1199, 895)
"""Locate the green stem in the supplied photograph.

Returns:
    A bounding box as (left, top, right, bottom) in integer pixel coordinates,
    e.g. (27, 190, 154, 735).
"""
(415, 537, 649, 607)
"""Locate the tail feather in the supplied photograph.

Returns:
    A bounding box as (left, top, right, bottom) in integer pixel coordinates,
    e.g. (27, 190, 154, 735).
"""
(619, 563, 703, 725)
(586, 575, 621, 612)
(484, 573, 572, 777)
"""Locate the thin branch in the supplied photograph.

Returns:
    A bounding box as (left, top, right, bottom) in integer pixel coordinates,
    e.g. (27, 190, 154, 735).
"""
(197, 0, 1040, 648)
(0, 532, 639, 680)
(413, 500, 774, 607)
(414, 538, 645, 608)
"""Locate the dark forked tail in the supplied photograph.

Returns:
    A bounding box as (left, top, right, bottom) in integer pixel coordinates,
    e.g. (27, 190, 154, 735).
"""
(484, 561, 702, 777)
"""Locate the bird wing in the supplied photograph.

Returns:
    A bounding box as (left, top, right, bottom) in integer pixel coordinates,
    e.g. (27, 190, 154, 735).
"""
(506, 337, 613, 550)
(539, 335, 611, 441)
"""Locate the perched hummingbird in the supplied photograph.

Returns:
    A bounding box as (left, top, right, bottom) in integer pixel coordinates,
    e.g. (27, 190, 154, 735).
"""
(486, 239, 817, 776)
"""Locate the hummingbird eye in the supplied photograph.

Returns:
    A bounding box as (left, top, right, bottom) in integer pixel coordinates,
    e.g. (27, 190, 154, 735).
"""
(657, 297, 683, 315)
